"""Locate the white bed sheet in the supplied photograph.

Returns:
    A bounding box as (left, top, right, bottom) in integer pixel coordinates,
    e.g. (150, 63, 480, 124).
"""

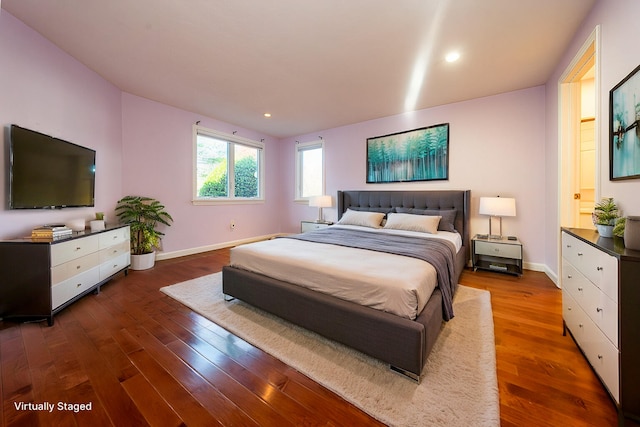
(229, 225, 461, 319)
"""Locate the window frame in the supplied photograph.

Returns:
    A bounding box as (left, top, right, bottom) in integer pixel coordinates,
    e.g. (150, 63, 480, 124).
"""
(192, 125, 265, 205)
(294, 139, 325, 202)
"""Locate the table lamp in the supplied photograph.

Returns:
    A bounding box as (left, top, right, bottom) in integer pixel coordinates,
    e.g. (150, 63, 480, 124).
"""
(309, 195, 332, 223)
(479, 196, 516, 239)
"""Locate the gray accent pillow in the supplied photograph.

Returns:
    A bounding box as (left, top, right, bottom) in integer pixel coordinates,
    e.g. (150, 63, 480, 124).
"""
(394, 208, 457, 232)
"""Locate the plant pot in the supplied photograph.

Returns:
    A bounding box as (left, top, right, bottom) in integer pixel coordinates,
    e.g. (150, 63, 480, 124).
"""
(624, 216, 640, 251)
(131, 251, 156, 270)
(596, 224, 614, 238)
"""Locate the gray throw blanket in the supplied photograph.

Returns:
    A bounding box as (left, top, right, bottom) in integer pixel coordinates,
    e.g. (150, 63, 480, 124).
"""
(284, 227, 457, 321)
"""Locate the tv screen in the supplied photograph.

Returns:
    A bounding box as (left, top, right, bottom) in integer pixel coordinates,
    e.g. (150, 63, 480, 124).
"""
(9, 125, 96, 209)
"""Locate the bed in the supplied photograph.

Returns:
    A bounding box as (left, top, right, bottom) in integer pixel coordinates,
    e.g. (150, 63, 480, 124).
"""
(222, 189, 471, 381)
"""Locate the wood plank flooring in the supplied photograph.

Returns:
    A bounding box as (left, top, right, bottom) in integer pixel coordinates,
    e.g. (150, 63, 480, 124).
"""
(0, 249, 622, 426)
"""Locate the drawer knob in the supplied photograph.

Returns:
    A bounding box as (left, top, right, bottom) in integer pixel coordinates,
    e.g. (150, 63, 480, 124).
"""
(76, 247, 82, 251)
(76, 283, 82, 288)
(76, 265, 81, 270)
(577, 287, 583, 291)
(596, 266, 603, 271)
(568, 307, 572, 311)
(567, 275, 572, 279)
(596, 307, 603, 313)
(577, 252, 583, 256)
(579, 323, 583, 328)
(598, 355, 603, 360)
(566, 244, 572, 248)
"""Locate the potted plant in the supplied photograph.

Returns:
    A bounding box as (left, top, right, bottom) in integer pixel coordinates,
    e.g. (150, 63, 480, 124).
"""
(593, 197, 620, 238)
(115, 195, 173, 270)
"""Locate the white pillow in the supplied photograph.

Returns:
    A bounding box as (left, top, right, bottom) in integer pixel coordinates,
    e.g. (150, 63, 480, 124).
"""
(337, 209, 385, 228)
(384, 213, 441, 234)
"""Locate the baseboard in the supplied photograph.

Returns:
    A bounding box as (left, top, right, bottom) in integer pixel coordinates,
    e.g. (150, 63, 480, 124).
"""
(155, 233, 285, 261)
(521, 261, 560, 287)
(543, 265, 560, 288)
(523, 261, 545, 272)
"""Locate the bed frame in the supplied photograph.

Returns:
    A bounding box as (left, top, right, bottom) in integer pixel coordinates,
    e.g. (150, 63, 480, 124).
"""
(222, 189, 471, 381)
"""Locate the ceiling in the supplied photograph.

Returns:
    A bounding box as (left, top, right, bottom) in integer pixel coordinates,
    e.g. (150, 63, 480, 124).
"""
(2, 0, 596, 139)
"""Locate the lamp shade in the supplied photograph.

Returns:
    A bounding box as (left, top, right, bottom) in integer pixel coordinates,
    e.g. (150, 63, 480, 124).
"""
(479, 197, 516, 217)
(309, 195, 332, 208)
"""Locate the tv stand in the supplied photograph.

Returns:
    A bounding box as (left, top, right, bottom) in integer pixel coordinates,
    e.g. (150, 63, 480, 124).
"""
(0, 224, 130, 326)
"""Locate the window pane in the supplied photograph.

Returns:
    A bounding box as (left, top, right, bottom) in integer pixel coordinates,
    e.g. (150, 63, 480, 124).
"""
(234, 144, 259, 198)
(301, 147, 323, 198)
(197, 134, 228, 198)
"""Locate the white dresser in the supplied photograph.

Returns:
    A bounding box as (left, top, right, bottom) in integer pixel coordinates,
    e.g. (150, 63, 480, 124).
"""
(561, 228, 640, 424)
(0, 224, 130, 325)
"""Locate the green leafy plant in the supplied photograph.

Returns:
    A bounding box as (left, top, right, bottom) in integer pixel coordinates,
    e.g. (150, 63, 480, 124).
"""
(613, 217, 626, 238)
(115, 196, 173, 255)
(593, 197, 620, 226)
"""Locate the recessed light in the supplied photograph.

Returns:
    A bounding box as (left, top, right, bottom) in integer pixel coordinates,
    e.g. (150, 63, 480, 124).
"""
(264, 113, 272, 118)
(445, 52, 460, 63)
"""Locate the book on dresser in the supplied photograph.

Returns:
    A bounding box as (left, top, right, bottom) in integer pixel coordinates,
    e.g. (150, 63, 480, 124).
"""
(31, 225, 73, 239)
(561, 227, 640, 425)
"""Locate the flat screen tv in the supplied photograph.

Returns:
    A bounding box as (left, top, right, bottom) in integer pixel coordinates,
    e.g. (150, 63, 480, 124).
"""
(9, 125, 96, 209)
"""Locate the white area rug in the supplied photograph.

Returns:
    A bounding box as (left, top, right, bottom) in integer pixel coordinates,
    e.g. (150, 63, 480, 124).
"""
(161, 272, 499, 427)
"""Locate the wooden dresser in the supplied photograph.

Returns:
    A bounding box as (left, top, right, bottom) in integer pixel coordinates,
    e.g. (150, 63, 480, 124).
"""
(561, 227, 640, 424)
(0, 224, 130, 325)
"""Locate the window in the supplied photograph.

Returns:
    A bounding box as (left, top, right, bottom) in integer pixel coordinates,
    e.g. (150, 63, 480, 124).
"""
(193, 125, 264, 204)
(295, 140, 324, 201)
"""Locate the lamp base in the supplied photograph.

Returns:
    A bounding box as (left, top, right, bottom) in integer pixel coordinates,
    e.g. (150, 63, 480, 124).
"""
(488, 216, 504, 240)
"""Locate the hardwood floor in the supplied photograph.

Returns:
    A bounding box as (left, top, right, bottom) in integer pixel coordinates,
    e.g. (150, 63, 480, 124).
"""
(0, 249, 621, 426)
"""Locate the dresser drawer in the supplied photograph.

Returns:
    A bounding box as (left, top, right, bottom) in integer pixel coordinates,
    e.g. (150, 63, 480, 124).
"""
(563, 290, 584, 342)
(99, 252, 130, 281)
(51, 236, 100, 267)
(562, 259, 618, 347)
(564, 289, 620, 403)
(580, 310, 621, 404)
(561, 232, 618, 302)
(51, 252, 101, 285)
(474, 240, 522, 259)
(99, 241, 130, 263)
(99, 227, 130, 248)
(51, 267, 100, 310)
(301, 221, 331, 233)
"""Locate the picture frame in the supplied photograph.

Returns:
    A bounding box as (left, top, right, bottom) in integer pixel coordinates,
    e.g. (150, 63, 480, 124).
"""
(610, 64, 640, 181)
(366, 123, 449, 183)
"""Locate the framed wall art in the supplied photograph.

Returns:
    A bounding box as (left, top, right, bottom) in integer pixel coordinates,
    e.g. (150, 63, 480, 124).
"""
(610, 64, 640, 180)
(366, 123, 449, 184)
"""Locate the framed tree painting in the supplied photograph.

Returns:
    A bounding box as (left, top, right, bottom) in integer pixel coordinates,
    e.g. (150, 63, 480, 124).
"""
(366, 123, 449, 183)
(610, 64, 640, 180)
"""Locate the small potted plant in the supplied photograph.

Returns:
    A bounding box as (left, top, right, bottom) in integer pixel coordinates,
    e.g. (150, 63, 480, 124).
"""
(115, 195, 173, 270)
(593, 197, 620, 238)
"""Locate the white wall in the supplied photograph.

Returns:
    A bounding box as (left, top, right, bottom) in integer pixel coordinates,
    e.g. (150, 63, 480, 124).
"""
(121, 93, 285, 255)
(545, 0, 640, 278)
(0, 10, 286, 256)
(0, 11, 123, 239)
(7, 0, 639, 277)
(281, 87, 548, 270)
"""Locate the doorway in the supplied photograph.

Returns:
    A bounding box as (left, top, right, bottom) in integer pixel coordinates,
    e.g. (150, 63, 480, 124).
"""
(559, 27, 599, 230)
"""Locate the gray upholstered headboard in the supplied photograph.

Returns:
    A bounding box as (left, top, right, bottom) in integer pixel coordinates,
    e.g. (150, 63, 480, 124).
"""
(337, 189, 471, 260)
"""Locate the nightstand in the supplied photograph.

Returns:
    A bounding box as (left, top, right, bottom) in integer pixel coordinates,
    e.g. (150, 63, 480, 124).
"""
(472, 235, 523, 276)
(301, 221, 332, 233)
